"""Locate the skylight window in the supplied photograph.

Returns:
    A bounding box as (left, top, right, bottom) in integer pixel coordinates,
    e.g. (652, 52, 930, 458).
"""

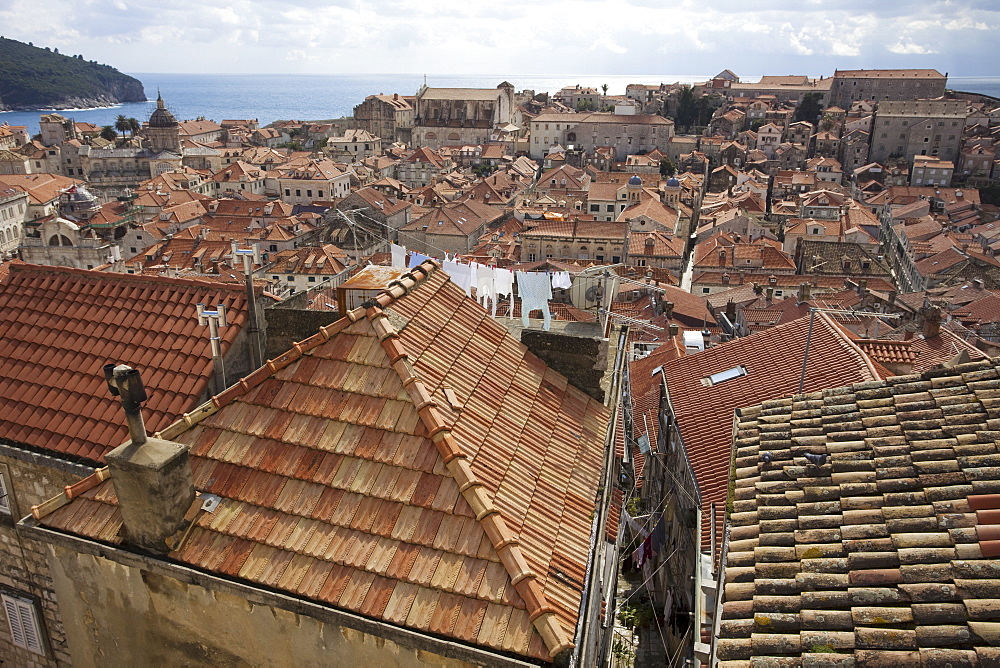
(702, 365, 748, 386)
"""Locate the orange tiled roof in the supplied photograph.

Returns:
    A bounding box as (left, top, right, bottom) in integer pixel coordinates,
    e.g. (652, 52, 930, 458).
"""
(37, 261, 610, 662)
(0, 264, 247, 462)
(630, 313, 881, 548)
(853, 338, 918, 365)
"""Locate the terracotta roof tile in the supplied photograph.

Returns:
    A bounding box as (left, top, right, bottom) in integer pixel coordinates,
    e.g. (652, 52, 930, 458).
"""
(37, 260, 608, 663)
(0, 264, 248, 462)
(717, 358, 1000, 664)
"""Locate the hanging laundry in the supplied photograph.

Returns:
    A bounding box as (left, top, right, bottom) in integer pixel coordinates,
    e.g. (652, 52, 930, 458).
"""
(476, 265, 497, 316)
(408, 252, 430, 269)
(517, 271, 552, 331)
(651, 514, 667, 553)
(551, 271, 572, 290)
(493, 268, 514, 317)
(468, 262, 480, 298)
(390, 244, 407, 269)
(493, 268, 514, 297)
(443, 260, 474, 295)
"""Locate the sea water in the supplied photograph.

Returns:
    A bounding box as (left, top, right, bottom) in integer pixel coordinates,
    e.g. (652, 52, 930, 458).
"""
(0, 72, 997, 137)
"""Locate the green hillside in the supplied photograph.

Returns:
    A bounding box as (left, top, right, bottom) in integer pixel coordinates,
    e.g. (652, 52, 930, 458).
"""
(0, 37, 145, 110)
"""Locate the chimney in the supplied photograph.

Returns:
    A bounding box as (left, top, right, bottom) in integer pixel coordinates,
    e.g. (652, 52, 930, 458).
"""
(888, 290, 897, 305)
(798, 283, 811, 303)
(858, 279, 867, 295)
(765, 286, 774, 301)
(973, 278, 985, 290)
(102, 364, 195, 554)
(920, 305, 943, 339)
(663, 301, 674, 320)
(668, 323, 679, 337)
(725, 299, 736, 321)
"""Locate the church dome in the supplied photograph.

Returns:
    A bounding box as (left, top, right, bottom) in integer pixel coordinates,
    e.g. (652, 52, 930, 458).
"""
(666, 177, 681, 188)
(148, 93, 178, 128)
(628, 174, 643, 187)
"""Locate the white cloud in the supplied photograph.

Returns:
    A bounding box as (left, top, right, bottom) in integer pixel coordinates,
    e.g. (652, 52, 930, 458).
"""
(0, 0, 995, 74)
(887, 41, 937, 55)
(590, 36, 627, 55)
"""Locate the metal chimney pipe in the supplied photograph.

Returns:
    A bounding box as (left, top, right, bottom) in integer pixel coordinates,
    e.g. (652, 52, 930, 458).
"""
(104, 363, 148, 446)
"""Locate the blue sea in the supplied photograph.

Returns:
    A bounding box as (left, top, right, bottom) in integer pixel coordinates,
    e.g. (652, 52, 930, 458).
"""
(0, 73, 998, 137)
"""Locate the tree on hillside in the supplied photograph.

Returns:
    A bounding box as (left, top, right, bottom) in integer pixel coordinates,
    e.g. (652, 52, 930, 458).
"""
(115, 114, 130, 139)
(100, 125, 117, 142)
(675, 86, 697, 130)
(795, 92, 824, 124)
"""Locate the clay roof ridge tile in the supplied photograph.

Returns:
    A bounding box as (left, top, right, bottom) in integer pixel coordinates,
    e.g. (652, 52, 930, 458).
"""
(32, 467, 111, 520)
(366, 302, 573, 659)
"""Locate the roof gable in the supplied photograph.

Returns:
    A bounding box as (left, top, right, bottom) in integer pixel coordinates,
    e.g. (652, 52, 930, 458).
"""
(37, 261, 610, 663)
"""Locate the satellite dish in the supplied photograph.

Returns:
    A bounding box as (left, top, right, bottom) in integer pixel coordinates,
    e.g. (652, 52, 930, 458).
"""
(585, 284, 604, 302)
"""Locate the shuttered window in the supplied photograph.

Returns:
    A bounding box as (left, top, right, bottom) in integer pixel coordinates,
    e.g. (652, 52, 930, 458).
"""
(2, 593, 45, 654)
(0, 472, 9, 514)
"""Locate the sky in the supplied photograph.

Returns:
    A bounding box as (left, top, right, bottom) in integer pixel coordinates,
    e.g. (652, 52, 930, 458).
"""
(2, 0, 998, 78)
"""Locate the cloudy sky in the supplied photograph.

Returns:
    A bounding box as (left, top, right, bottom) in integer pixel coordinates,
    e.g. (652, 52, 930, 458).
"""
(3, 0, 997, 78)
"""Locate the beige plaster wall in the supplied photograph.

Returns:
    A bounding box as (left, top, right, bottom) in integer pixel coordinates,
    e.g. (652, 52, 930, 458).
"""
(46, 546, 483, 668)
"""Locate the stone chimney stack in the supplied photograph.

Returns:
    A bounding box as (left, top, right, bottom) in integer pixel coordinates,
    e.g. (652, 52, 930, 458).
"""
(920, 305, 943, 339)
(798, 283, 811, 303)
(663, 301, 674, 320)
(102, 364, 195, 554)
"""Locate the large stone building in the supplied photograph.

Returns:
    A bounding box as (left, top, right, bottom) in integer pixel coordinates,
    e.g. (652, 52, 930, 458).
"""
(529, 112, 675, 161)
(411, 83, 518, 149)
(828, 68, 948, 109)
(352, 93, 414, 144)
(869, 99, 969, 165)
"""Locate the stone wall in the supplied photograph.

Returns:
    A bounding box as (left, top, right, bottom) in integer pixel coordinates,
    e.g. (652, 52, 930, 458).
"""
(520, 327, 608, 402)
(264, 296, 339, 360)
(0, 446, 94, 667)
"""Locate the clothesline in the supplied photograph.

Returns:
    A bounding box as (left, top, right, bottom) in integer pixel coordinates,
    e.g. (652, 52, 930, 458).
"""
(390, 242, 576, 332)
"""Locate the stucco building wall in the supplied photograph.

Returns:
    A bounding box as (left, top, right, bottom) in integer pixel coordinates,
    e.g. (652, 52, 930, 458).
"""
(34, 537, 536, 668)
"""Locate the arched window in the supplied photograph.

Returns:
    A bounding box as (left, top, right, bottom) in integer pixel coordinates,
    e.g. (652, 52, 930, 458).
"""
(448, 133, 460, 141)
(425, 132, 437, 140)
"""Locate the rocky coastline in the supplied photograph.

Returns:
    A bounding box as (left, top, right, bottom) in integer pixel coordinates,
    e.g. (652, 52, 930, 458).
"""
(0, 94, 148, 112)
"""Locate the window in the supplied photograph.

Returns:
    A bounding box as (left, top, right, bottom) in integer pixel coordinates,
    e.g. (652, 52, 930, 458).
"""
(702, 287, 710, 293)
(590, 204, 600, 212)
(606, 205, 614, 212)
(272, 275, 279, 280)
(703, 365, 748, 386)
(2, 593, 45, 655)
(0, 467, 11, 516)
(308, 276, 316, 282)
(130, 247, 137, 253)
